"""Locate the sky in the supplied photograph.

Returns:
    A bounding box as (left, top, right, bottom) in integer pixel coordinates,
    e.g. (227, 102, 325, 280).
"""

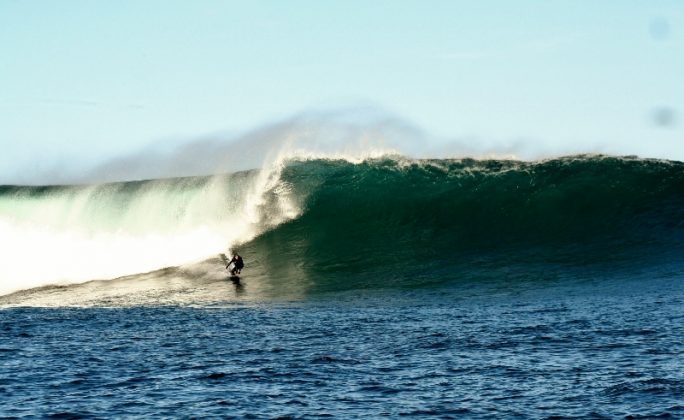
(1, 0, 683, 183)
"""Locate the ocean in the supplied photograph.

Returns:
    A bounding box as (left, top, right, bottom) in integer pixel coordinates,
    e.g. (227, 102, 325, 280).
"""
(1, 155, 683, 418)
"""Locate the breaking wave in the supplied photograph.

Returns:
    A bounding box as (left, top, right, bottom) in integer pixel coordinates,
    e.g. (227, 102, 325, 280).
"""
(1, 154, 683, 302)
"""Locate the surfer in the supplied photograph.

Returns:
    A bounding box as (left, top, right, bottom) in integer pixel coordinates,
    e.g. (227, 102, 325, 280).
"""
(227, 253, 244, 276)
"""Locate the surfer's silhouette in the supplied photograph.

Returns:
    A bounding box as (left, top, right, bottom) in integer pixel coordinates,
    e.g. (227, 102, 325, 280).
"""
(227, 254, 244, 276)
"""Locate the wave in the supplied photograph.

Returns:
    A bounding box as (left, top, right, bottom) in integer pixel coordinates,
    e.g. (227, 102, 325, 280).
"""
(1, 154, 683, 301)
(241, 155, 684, 294)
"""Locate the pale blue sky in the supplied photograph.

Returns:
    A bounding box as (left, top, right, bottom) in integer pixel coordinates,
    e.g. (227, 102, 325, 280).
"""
(1, 0, 683, 183)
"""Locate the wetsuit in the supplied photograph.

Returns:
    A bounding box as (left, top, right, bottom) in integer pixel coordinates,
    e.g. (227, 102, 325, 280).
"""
(229, 255, 244, 275)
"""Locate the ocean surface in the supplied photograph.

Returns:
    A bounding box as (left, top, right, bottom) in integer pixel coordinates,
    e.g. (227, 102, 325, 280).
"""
(1, 155, 683, 418)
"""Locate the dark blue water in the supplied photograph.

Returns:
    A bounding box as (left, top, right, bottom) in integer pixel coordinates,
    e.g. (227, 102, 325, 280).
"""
(2, 274, 683, 419)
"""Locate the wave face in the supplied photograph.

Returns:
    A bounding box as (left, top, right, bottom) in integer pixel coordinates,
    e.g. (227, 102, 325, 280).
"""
(1, 154, 683, 302)
(244, 155, 684, 295)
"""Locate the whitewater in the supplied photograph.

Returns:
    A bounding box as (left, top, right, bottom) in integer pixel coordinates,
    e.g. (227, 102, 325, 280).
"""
(0, 152, 297, 297)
